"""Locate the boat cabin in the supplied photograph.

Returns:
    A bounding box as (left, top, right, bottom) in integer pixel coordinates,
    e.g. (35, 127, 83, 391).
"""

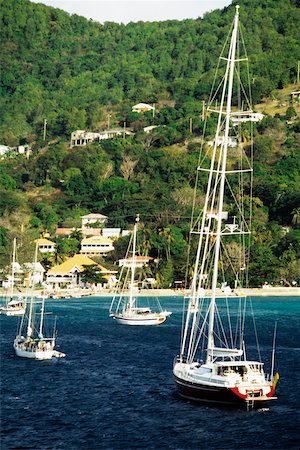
(215, 361, 264, 377)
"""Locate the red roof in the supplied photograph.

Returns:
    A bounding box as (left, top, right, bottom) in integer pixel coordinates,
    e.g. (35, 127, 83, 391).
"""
(56, 228, 75, 236)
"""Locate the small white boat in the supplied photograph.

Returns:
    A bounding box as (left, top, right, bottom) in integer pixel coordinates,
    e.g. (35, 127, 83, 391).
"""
(13, 243, 65, 360)
(111, 307, 172, 326)
(109, 215, 172, 326)
(0, 238, 25, 316)
(1, 297, 25, 316)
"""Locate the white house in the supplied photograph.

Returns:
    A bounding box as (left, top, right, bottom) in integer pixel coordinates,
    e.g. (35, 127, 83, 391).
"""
(0, 144, 32, 158)
(2, 262, 22, 290)
(70, 129, 131, 147)
(231, 112, 264, 126)
(0, 145, 11, 156)
(132, 103, 155, 113)
(80, 236, 114, 257)
(119, 255, 156, 268)
(81, 213, 108, 229)
(23, 262, 45, 287)
(36, 238, 56, 254)
(208, 136, 237, 148)
(143, 125, 158, 133)
(206, 210, 228, 221)
(70, 130, 97, 147)
(102, 228, 121, 238)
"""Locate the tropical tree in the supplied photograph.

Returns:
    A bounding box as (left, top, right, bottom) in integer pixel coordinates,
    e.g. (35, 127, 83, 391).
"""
(291, 207, 300, 226)
(81, 264, 106, 285)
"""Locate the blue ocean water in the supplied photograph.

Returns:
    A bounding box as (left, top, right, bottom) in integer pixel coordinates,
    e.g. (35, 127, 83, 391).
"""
(1, 296, 299, 449)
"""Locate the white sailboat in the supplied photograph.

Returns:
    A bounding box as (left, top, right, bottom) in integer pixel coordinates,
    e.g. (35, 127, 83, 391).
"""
(14, 243, 65, 359)
(0, 238, 25, 316)
(173, 5, 279, 407)
(109, 215, 172, 326)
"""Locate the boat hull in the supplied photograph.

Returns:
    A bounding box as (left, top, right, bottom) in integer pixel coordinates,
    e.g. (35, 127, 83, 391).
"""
(13, 338, 65, 360)
(111, 313, 167, 326)
(1, 307, 25, 316)
(14, 345, 54, 360)
(173, 373, 275, 406)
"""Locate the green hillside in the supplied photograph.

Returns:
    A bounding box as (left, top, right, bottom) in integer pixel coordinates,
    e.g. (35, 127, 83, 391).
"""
(0, 0, 299, 287)
(0, 0, 299, 143)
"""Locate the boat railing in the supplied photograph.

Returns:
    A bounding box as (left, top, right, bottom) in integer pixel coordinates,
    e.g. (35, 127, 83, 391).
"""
(173, 354, 203, 366)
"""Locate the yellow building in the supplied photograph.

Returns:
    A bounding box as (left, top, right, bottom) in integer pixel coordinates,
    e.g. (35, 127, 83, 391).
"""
(46, 254, 116, 289)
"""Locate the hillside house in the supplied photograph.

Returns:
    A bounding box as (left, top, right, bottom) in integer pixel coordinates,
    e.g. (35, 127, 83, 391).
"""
(102, 228, 121, 238)
(0, 145, 11, 156)
(36, 238, 56, 254)
(291, 91, 300, 103)
(81, 213, 108, 229)
(118, 255, 157, 268)
(132, 103, 155, 113)
(70, 129, 131, 147)
(80, 236, 114, 257)
(231, 112, 264, 125)
(55, 227, 81, 237)
(208, 136, 237, 148)
(0, 144, 32, 158)
(143, 125, 159, 133)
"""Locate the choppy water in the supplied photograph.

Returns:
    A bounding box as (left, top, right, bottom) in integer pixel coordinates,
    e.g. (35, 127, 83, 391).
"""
(1, 296, 299, 449)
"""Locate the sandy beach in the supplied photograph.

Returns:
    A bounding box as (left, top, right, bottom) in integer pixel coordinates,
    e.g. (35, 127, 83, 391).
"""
(1, 286, 299, 299)
(112, 287, 300, 297)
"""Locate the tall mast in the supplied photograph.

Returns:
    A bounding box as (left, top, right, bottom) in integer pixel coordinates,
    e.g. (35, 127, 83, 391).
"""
(206, 5, 240, 363)
(27, 241, 39, 338)
(129, 214, 139, 312)
(10, 238, 17, 298)
(39, 298, 45, 338)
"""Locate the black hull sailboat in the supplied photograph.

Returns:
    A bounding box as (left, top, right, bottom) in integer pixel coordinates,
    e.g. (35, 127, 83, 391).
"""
(173, 5, 279, 408)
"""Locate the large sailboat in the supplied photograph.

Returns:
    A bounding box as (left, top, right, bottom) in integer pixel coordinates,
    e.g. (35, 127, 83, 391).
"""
(109, 215, 172, 326)
(14, 243, 65, 359)
(0, 238, 25, 316)
(173, 6, 279, 407)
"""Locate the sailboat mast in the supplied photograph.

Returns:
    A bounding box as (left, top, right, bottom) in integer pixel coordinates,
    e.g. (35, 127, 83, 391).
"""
(27, 241, 38, 338)
(206, 6, 240, 363)
(129, 214, 139, 312)
(39, 298, 45, 337)
(10, 238, 17, 298)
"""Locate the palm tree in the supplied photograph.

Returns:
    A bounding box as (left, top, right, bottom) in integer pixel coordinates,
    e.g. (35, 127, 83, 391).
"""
(291, 207, 300, 226)
(158, 227, 173, 261)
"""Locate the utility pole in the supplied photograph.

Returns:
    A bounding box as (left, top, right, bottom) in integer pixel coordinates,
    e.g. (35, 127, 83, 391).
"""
(189, 118, 193, 133)
(123, 121, 126, 139)
(43, 119, 47, 142)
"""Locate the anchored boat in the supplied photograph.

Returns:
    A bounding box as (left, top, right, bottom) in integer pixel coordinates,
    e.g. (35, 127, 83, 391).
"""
(109, 215, 172, 326)
(0, 238, 25, 316)
(173, 5, 279, 407)
(14, 243, 65, 360)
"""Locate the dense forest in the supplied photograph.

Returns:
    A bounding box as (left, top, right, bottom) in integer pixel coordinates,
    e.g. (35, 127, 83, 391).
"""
(0, 0, 299, 287)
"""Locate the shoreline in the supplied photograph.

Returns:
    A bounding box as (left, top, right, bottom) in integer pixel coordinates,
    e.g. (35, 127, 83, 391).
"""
(1, 287, 299, 298)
